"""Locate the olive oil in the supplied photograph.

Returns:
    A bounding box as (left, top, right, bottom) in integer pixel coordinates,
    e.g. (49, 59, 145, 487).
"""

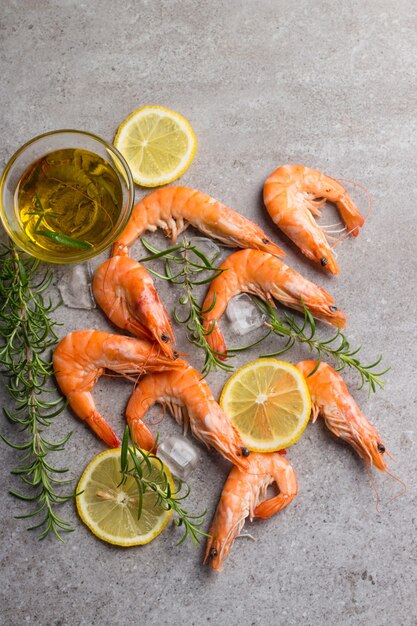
(16, 148, 123, 255)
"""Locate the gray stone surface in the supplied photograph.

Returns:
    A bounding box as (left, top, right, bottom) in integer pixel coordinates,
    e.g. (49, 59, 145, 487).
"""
(1, 1, 416, 625)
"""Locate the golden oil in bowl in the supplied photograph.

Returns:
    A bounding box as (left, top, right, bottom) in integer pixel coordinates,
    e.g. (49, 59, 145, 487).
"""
(0, 130, 134, 263)
(17, 148, 122, 253)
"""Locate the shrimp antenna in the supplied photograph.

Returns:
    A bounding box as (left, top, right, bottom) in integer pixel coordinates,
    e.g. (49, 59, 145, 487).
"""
(384, 447, 395, 462)
(330, 226, 361, 250)
(103, 371, 139, 383)
(146, 413, 166, 427)
(143, 400, 167, 427)
(366, 461, 407, 510)
(385, 468, 407, 504)
(365, 463, 381, 512)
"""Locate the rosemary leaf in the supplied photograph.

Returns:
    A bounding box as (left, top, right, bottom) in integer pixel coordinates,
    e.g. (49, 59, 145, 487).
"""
(36, 230, 93, 250)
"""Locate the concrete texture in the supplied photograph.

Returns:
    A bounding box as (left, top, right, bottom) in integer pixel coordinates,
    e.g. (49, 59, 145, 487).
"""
(1, 1, 416, 625)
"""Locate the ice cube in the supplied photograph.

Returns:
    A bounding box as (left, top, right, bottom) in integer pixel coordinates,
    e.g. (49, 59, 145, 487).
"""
(183, 237, 221, 267)
(58, 262, 96, 309)
(157, 436, 199, 480)
(226, 293, 266, 335)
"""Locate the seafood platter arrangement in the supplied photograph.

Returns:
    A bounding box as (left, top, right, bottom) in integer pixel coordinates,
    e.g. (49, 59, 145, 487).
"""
(0, 106, 401, 572)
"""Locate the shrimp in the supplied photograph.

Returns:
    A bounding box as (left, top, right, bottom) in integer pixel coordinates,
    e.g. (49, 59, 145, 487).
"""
(205, 452, 297, 572)
(125, 361, 250, 469)
(112, 186, 285, 257)
(264, 165, 365, 274)
(200, 249, 346, 357)
(296, 361, 387, 471)
(93, 256, 176, 358)
(53, 330, 183, 448)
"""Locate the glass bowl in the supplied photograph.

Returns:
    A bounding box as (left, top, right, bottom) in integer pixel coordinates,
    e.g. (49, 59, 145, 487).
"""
(0, 129, 134, 263)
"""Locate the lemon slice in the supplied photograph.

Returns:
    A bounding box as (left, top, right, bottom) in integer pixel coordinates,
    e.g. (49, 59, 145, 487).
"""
(76, 448, 173, 546)
(114, 106, 197, 187)
(220, 359, 311, 452)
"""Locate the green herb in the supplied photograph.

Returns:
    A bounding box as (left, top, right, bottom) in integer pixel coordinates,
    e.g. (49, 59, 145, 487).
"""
(0, 241, 74, 540)
(138, 239, 388, 391)
(32, 193, 92, 250)
(36, 229, 93, 250)
(119, 427, 207, 545)
(250, 298, 389, 394)
(139, 238, 234, 375)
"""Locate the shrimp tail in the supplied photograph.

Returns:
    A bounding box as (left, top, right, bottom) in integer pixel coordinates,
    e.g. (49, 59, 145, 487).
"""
(254, 460, 298, 518)
(88, 412, 121, 448)
(254, 492, 297, 519)
(68, 391, 121, 447)
(112, 242, 129, 257)
(205, 321, 228, 359)
(125, 384, 159, 451)
(336, 194, 365, 237)
(128, 418, 158, 452)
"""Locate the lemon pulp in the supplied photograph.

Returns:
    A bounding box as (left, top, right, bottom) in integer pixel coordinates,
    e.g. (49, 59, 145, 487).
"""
(220, 359, 311, 452)
(76, 448, 173, 546)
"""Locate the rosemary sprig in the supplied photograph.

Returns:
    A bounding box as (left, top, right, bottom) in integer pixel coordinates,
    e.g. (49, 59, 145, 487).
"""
(0, 241, 74, 540)
(119, 427, 207, 545)
(251, 298, 389, 393)
(36, 229, 93, 250)
(32, 193, 92, 250)
(139, 238, 234, 375)
(138, 238, 388, 391)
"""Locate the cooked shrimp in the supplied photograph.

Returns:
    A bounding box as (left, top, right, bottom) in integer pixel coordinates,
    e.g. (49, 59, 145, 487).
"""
(112, 186, 285, 257)
(264, 165, 365, 274)
(296, 361, 387, 471)
(200, 249, 346, 357)
(205, 452, 297, 572)
(125, 361, 250, 469)
(53, 330, 182, 448)
(93, 256, 175, 358)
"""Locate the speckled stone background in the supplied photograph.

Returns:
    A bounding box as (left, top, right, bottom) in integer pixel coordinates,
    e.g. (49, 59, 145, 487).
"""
(1, 1, 416, 625)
